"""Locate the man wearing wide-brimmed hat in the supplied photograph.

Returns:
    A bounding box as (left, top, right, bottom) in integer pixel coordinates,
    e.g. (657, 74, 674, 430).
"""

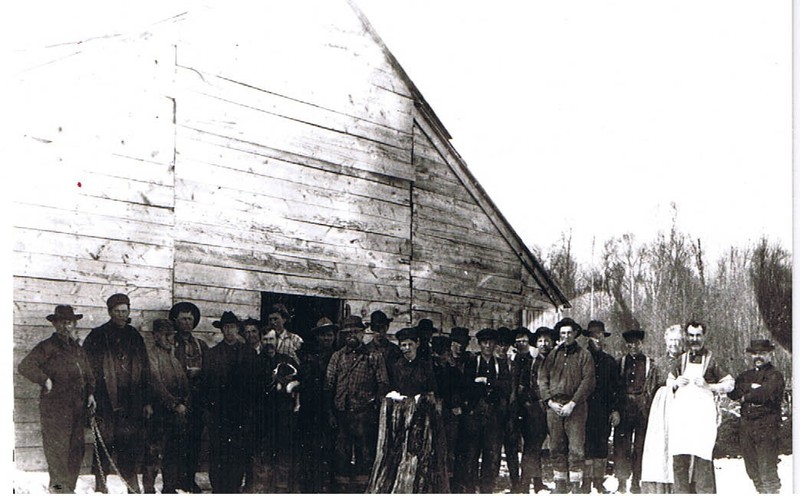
(203, 311, 247, 494)
(168, 301, 208, 493)
(19, 305, 96, 494)
(729, 338, 785, 494)
(83, 293, 152, 493)
(365, 310, 401, 366)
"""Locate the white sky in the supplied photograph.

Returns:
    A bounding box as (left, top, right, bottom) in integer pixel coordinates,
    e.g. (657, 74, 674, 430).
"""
(357, 0, 793, 265)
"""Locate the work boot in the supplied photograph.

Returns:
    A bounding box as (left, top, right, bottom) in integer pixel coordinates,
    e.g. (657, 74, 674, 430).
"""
(554, 479, 568, 494)
(95, 475, 108, 494)
(533, 477, 548, 493)
(580, 478, 592, 493)
(570, 481, 583, 494)
(593, 477, 608, 493)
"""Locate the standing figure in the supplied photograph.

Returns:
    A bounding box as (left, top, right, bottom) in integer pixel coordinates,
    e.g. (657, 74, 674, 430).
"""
(614, 329, 654, 494)
(668, 321, 734, 493)
(728, 339, 785, 494)
(143, 319, 190, 494)
(640, 324, 685, 493)
(462, 328, 513, 493)
(18, 305, 96, 494)
(494, 326, 521, 492)
(431, 334, 463, 490)
(447, 326, 472, 493)
(325, 316, 389, 493)
(83, 293, 152, 493)
(268, 303, 303, 364)
(582, 321, 620, 494)
(365, 310, 402, 365)
(169, 301, 208, 493)
(203, 311, 247, 494)
(538, 318, 595, 494)
(239, 317, 266, 492)
(415, 318, 437, 361)
(509, 327, 536, 493)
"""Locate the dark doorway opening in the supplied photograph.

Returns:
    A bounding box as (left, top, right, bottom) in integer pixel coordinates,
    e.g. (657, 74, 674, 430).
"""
(260, 291, 344, 342)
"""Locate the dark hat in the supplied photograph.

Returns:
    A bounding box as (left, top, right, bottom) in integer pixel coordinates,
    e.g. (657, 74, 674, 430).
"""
(366, 310, 393, 328)
(514, 326, 534, 341)
(106, 293, 130, 310)
(533, 326, 557, 343)
(46, 305, 83, 322)
(396, 327, 420, 342)
(431, 335, 452, 354)
(212, 311, 241, 329)
(746, 339, 775, 353)
(416, 319, 438, 336)
(152, 318, 175, 334)
(311, 317, 339, 334)
(168, 302, 201, 329)
(554, 318, 582, 334)
(240, 317, 263, 335)
(341, 315, 366, 331)
(622, 329, 645, 342)
(476, 328, 498, 342)
(497, 326, 515, 346)
(450, 327, 471, 345)
(584, 320, 611, 337)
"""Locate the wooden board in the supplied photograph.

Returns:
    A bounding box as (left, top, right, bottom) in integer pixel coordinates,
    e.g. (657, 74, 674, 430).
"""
(13, 252, 172, 289)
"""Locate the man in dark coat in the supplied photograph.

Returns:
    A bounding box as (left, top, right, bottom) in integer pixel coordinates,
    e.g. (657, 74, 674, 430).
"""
(539, 318, 595, 494)
(365, 310, 402, 365)
(18, 305, 96, 494)
(143, 319, 190, 494)
(447, 326, 472, 492)
(614, 329, 654, 494)
(202, 311, 247, 494)
(582, 320, 620, 494)
(462, 328, 513, 494)
(168, 301, 208, 493)
(728, 339, 785, 494)
(390, 327, 438, 396)
(83, 293, 152, 493)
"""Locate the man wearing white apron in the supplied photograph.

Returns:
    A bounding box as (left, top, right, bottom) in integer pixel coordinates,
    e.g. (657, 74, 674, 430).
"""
(667, 322, 734, 493)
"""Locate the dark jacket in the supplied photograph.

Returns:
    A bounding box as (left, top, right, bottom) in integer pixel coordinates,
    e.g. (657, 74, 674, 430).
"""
(19, 332, 95, 406)
(461, 354, 512, 412)
(390, 355, 438, 397)
(729, 362, 785, 421)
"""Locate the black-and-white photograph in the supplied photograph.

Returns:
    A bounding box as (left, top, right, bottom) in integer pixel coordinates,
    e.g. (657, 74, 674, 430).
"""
(9, 0, 792, 494)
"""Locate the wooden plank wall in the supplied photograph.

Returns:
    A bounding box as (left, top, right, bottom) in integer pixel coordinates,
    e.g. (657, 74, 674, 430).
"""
(411, 122, 556, 333)
(12, 28, 179, 470)
(170, 1, 416, 328)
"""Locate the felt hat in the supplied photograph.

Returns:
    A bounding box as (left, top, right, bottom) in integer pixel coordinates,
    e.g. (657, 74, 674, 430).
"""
(168, 302, 201, 329)
(497, 326, 515, 346)
(622, 329, 645, 342)
(584, 320, 611, 337)
(416, 319, 438, 336)
(340, 315, 366, 331)
(212, 311, 241, 329)
(533, 326, 557, 343)
(396, 327, 420, 342)
(152, 318, 175, 334)
(746, 339, 775, 353)
(476, 328, 498, 342)
(106, 293, 130, 311)
(46, 305, 83, 322)
(431, 335, 452, 354)
(450, 327, 471, 345)
(366, 310, 393, 328)
(311, 317, 339, 334)
(554, 317, 582, 334)
(514, 326, 534, 341)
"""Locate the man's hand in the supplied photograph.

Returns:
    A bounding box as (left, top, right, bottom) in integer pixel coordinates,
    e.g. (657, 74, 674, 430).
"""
(560, 401, 576, 417)
(610, 410, 621, 427)
(675, 375, 691, 387)
(451, 407, 462, 416)
(87, 394, 96, 412)
(175, 404, 188, 415)
(692, 377, 707, 388)
(44, 378, 53, 393)
(144, 404, 154, 419)
(548, 400, 562, 415)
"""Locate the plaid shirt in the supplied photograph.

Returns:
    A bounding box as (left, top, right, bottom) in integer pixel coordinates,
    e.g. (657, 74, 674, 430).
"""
(276, 330, 303, 363)
(325, 345, 389, 412)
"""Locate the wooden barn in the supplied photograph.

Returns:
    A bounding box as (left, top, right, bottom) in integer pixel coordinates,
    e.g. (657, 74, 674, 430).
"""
(12, 0, 569, 470)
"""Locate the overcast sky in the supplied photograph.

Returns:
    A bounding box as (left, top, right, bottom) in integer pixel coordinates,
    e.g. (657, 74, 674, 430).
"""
(357, 0, 792, 266)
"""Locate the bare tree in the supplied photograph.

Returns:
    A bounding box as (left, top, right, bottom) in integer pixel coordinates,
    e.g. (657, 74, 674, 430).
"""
(750, 237, 792, 351)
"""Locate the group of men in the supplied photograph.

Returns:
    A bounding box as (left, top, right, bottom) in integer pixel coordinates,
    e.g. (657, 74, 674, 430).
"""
(19, 294, 785, 495)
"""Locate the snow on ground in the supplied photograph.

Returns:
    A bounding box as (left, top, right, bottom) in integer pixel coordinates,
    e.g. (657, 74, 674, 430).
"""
(12, 455, 793, 493)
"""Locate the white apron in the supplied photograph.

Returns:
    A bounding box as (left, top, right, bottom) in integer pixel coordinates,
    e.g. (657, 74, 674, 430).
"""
(668, 358, 717, 460)
(640, 385, 674, 483)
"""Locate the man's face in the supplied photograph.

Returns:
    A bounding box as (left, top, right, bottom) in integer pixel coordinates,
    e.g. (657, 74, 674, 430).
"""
(665, 332, 684, 357)
(268, 313, 286, 333)
(451, 340, 464, 358)
(317, 329, 335, 350)
(400, 339, 419, 361)
(372, 323, 389, 338)
(243, 324, 261, 347)
(515, 335, 530, 354)
(154, 330, 176, 349)
(263, 330, 277, 348)
(108, 304, 130, 328)
(479, 339, 496, 358)
(222, 323, 240, 344)
(686, 325, 705, 352)
(626, 339, 642, 355)
(52, 319, 78, 341)
(560, 325, 577, 345)
(536, 336, 554, 355)
(750, 350, 770, 368)
(346, 328, 364, 349)
(175, 311, 196, 333)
